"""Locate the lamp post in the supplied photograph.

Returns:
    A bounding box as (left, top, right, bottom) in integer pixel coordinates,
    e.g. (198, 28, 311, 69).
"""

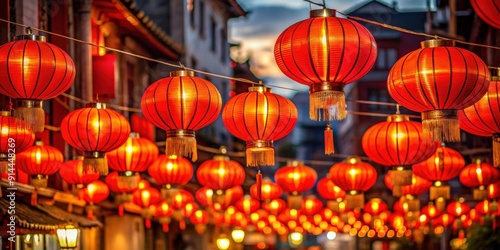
(56, 225, 79, 249)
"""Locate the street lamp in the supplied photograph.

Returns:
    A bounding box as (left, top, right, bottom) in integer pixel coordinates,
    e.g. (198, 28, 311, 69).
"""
(216, 234, 230, 250)
(56, 225, 79, 249)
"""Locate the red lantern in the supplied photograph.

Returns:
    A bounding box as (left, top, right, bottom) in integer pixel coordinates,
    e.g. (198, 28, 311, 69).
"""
(362, 114, 438, 187)
(316, 176, 346, 211)
(222, 86, 297, 166)
(195, 186, 214, 208)
(488, 181, 500, 199)
(61, 102, 131, 175)
(190, 210, 209, 234)
(16, 141, 63, 187)
(196, 153, 245, 194)
(141, 70, 222, 161)
(459, 159, 500, 200)
(155, 200, 174, 232)
(301, 196, 324, 216)
(388, 39, 489, 142)
(214, 185, 244, 212)
(421, 203, 442, 219)
(0, 33, 75, 132)
(433, 213, 455, 228)
(59, 158, 100, 187)
(459, 69, 500, 167)
(250, 178, 282, 201)
(82, 180, 109, 219)
(275, 161, 317, 209)
(363, 198, 388, 216)
(471, 0, 500, 28)
(105, 171, 138, 216)
(171, 189, 194, 211)
(413, 145, 465, 209)
(107, 132, 158, 189)
(0, 111, 35, 173)
(235, 195, 260, 215)
(475, 200, 492, 215)
(385, 173, 431, 212)
(262, 199, 287, 215)
(148, 155, 193, 198)
(274, 9, 377, 121)
(446, 199, 471, 218)
(329, 156, 377, 209)
(132, 186, 161, 228)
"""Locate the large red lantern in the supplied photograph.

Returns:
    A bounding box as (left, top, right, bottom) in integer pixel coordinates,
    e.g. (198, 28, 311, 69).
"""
(141, 70, 222, 161)
(148, 155, 193, 198)
(274, 9, 377, 121)
(0, 111, 35, 172)
(59, 158, 100, 187)
(362, 114, 437, 187)
(107, 132, 158, 189)
(413, 145, 465, 210)
(388, 39, 489, 142)
(459, 69, 500, 167)
(16, 141, 63, 187)
(329, 156, 377, 209)
(275, 161, 317, 209)
(471, 0, 500, 29)
(459, 159, 500, 200)
(0, 33, 75, 132)
(61, 102, 131, 175)
(316, 176, 346, 211)
(363, 198, 388, 216)
(446, 199, 471, 218)
(250, 178, 282, 201)
(222, 86, 297, 166)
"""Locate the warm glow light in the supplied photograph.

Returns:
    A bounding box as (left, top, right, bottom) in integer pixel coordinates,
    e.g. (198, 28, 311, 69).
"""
(289, 232, 303, 246)
(327, 231, 337, 240)
(349, 168, 357, 176)
(216, 235, 230, 250)
(57, 225, 79, 249)
(141, 190, 151, 205)
(231, 229, 245, 243)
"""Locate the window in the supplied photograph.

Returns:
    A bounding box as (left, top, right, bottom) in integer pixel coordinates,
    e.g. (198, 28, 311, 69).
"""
(199, 0, 205, 37)
(367, 88, 391, 112)
(220, 29, 227, 63)
(376, 49, 386, 69)
(189, 0, 195, 28)
(210, 17, 216, 52)
(376, 48, 398, 70)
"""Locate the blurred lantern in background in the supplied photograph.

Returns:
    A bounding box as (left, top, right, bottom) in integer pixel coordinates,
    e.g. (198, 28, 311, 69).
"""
(470, 0, 500, 29)
(0, 111, 34, 174)
(148, 155, 193, 200)
(17, 141, 63, 189)
(385, 173, 432, 212)
(275, 161, 317, 209)
(190, 209, 209, 234)
(132, 186, 161, 229)
(317, 175, 346, 212)
(105, 171, 139, 216)
(459, 159, 500, 200)
(59, 157, 100, 194)
(81, 180, 109, 219)
(155, 200, 174, 232)
(250, 178, 282, 202)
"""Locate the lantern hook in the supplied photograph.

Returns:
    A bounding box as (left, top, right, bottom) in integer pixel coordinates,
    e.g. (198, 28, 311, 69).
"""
(179, 62, 187, 70)
(25, 27, 33, 35)
(395, 104, 400, 114)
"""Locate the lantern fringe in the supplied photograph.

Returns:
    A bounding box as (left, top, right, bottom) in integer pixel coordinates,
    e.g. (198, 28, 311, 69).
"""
(404, 198, 420, 212)
(288, 194, 303, 210)
(246, 147, 275, 167)
(389, 168, 412, 186)
(31, 188, 38, 206)
(422, 117, 460, 142)
(116, 193, 133, 204)
(324, 124, 335, 155)
(86, 205, 98, 220)
(213, 192, 227, 209)
(179, 219, 186, 230)
(346, 193, 364, 209)
(117, 175, 140, 190)
(30, 176, 48, 188)
(435, 198, 447, 212)
(161, 187, 180, 201)
(119, 204, 124, 217)
(173, 210, 183, 221)
(490, 200, 498, 213)
(162, 223, 169, 232)
(195, 224, 206, 234)
(166, 137, 197, 162)
(310, 91, 346, 121)
(14, 106, 45, 132)
(145, 218, 151, 229)
(0, 161, 8, 174)
(392, 185, 403, 197)
(84, 157, 108, 175)
(493, 134, 500, 167)
(453, 218, 463, 230)
(327, 200, 340, 212)
(473, 188, 488, 200)
(430, 185, 450, 201)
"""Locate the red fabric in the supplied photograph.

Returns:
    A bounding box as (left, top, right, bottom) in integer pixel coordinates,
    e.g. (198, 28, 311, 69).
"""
(412, 146, 465, 181)
(388, 43, 489, 112)
(141, 74, 222, 131)
(362, 116, 438, 166)
(82, 180, 109, 204)
(131, 114, 155, 141)
(196, 156, 245, 191)
(363, 199, 388, 216)
(471, 0, 500, 29)
(300, 196, 324, 216)
(155, 200, 174, 217)
(190, 210, 209, 225)
(274, 15, 377, 85)
(384, 173, 432, 196)
(235, 196, 260, 215)
(222, 89, 297, 142)
(460, 162, 500, 188)
(459, 80, 500, 136)
(16, 143, 63, 175)
(61, 104, 131, 152)
(132, 186, 161, 208)
(59, 159, 100, 185)
(329, 158, 377, 192)
(446, 201, 471, 217)
(170, 189, 194, 210)
(488, 181, 500, 199)
(195, 186, 212, 207)
(0, 115, 34, 154)
(148, 155, 193, 186)
(105, 171, 138, 193)
(316, 177, 346, 200)
(421, 204, 442, 219)
(275, 164, 317, 194)
(0, 39, 75, 99)
(250, 179, 282, 201)
(108, 135, 158, 173)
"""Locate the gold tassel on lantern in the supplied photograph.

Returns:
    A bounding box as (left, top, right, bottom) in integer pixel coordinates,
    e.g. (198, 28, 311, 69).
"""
(435, 197, 447, 211)
(161, 185, 181, 201)
(246, 140, 274, 167)
(392, 185, 403, 197)
(166, 130, 197, 162)
(389, 166, 413, 186)
(288, 192, 303, 210)
(473, 186, 488, 201)
(159, 217, 171, 232)
(195, 224, 206, 234)
(422, 110, 460, 142)
(430, 182, 450, 200)
(403, 195, 421, 212)
(30, 174, 48, 188)
(117, 172, 140, 190)
(490, 200, 498, 213)
(309, 82, 346, 121)
(83, 152, 108, 175)
(493, 134, 500, 167)
(213, 190, 227, 210)
(327, 200, 340, 212)
(14, 100, 45, 132)
(346, 191, 364, 209)
(324, 123, 335, 155)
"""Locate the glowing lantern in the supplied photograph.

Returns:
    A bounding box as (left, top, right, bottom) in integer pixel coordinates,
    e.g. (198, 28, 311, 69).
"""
(274, 8, 377, 121)
(222, 85, 297, 166)
(170, 189, 194, 228)
(0, 111, 34, 173)
(459, 159, 500, 200)
(447, 199, 471, 218)
(459, 68, 500, 166)
(105, 171, 138, 216)
(434, 213, 455, 228)
(262, 199, 287, 215)
(235, 195, 260, 215)
(141, 70, 222, 161)
(470, 0, 500, 29)
(475, 200, 492, 215)
(155, 200, 174, 232)
(16, 141, 63, 188)
(329, 156, 377, 209)
(488, 181, 500, 199)
(190, 210, 209, 234)
(0, 32, 75, 132)
(61, 102, 131, 175)
(362, 114, 437, 187)
(388, 39, 489, 142)
(59, 158, 100, 188)
(363, 198, 388, 216)
(317, 175, 346, 211)
(195, 186, 214, 208)
(421, 203, 442, 220)
(413, 145, 465, 210)
(107, 132, 158, 189)
(148, 155, 193, 199)
(384, 173, 432, 212)
(250, 178, 282, 201)
(81, 180, 109, 219)
(132, 186, 161, 228)
(56, 225, 79, 249)
(301, 196, 324, 216)
(275, 161, 317, 209)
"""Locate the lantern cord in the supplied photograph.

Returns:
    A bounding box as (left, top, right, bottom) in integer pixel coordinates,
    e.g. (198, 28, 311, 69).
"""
(304, 0, 325, 7)
(60, 93, 142, 112)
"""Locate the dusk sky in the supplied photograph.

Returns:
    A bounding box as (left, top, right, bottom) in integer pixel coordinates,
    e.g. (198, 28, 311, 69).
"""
(230, 0, 436, 97)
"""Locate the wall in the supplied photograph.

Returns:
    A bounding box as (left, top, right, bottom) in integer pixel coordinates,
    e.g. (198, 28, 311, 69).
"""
(104, 215, 145, 250)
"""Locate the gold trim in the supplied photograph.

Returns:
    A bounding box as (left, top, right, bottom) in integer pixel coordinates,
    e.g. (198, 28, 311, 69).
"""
(421, 39, 455, 48)
(17, 100, 42, 108)
(83, 151, 106, 158)
(310, 9, 336, 18)
(309, 82, 344, 94)
(166, 129, 195, 138)
(386, 114, 410, 122)
(170, 70, 194, 77)
(14, 34, 46, 42)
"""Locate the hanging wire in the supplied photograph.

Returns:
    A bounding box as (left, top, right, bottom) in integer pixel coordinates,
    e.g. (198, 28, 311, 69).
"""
(304, 0, 326, 7)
